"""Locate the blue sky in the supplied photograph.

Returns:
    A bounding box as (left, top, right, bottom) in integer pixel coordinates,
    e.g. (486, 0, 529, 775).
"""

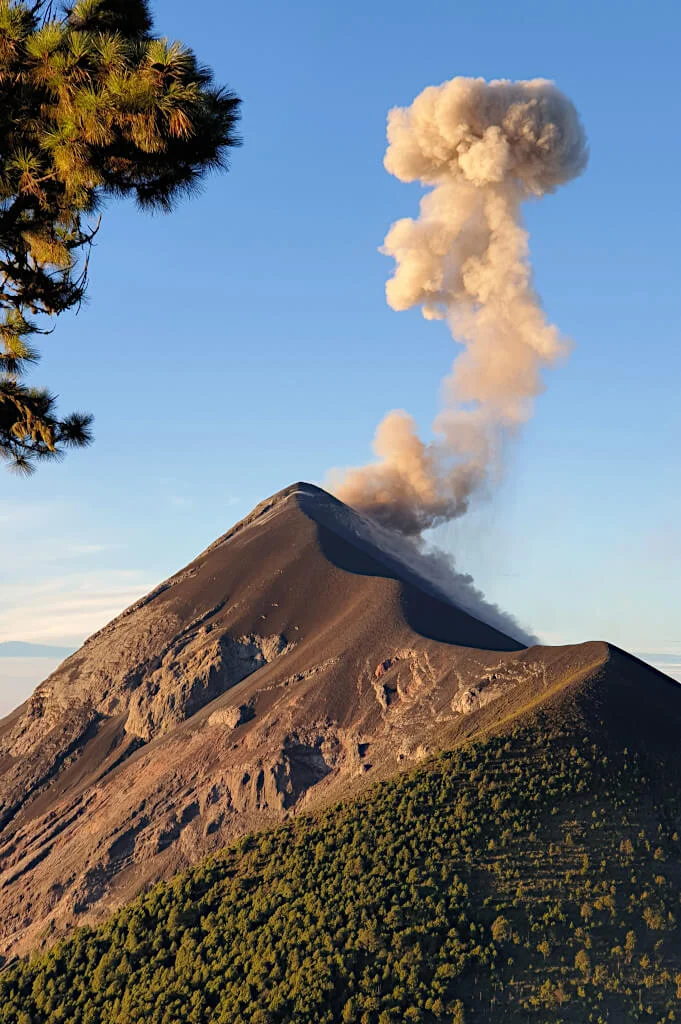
(1, 0, 679, 711)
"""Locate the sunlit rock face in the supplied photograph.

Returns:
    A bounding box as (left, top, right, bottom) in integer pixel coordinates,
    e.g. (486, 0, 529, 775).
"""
(0, 482, 618, 958)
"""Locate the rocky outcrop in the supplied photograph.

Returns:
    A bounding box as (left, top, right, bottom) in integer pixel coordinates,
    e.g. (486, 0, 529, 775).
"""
(0, 483, 613, 959)
(208, 702, 255, 730)
(126, 631, 294, 740)
(452, 659, 548, 715)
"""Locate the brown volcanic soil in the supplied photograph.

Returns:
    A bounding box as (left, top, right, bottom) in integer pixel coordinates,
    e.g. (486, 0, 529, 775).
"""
(0, 483, 673, 958)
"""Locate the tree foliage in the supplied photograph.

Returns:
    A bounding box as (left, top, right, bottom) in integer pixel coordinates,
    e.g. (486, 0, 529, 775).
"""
(0, 0, 240, 471)
(2, 715, 681, 1022)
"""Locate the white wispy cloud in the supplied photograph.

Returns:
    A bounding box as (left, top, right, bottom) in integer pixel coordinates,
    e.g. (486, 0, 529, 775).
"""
(66, 543, 110, 557)
(0, 498, 113, 570)
(0, 570, 154, 646)
(0, 496, 150, 645)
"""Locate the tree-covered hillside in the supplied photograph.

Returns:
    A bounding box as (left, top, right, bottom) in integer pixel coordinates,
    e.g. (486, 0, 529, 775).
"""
(2, 701, 681, 1023)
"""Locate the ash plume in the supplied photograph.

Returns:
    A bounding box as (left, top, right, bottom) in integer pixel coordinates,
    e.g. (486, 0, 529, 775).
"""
(332, 77, 588, 535)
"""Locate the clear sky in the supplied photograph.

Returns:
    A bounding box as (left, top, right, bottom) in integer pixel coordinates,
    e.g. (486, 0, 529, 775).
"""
(1, 0, 679, 712)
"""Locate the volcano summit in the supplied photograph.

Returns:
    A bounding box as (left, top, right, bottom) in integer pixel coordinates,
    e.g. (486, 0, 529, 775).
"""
(0, 483, 677, 958)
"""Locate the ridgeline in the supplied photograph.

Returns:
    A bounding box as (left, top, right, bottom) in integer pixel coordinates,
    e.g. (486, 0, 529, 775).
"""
(2, 693, 681, 1024)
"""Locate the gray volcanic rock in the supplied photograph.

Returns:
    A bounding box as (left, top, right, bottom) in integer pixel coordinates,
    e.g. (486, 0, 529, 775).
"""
(0, 483, 653, 958)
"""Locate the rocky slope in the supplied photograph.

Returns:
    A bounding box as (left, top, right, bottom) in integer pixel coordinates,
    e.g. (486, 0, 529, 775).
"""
(3, 640, 681, 1023)
(0, 483, 669, 958)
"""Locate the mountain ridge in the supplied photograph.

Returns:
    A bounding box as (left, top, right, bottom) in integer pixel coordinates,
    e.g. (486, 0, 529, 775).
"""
(3, 663, 681, 1022)
(0, 483, 676, 959)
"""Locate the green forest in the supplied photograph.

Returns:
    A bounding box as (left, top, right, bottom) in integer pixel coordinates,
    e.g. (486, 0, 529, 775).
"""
(2, 708, 681, 1024)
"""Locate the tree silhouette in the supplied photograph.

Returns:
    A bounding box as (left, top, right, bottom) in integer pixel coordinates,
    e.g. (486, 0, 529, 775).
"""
(0, 0, 240, 472)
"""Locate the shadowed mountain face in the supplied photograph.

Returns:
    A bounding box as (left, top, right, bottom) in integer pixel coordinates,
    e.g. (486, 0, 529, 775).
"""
(0, 483, 676, 958)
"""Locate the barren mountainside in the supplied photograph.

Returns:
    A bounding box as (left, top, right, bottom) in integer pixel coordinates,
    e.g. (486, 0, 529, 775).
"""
(0, 483, 676, 959)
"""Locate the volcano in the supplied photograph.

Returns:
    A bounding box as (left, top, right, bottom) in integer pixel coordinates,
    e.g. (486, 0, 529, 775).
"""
(0, 483, 677, 958)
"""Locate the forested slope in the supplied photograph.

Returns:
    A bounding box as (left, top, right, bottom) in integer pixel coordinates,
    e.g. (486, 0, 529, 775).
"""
(2, 670, 681, 1024)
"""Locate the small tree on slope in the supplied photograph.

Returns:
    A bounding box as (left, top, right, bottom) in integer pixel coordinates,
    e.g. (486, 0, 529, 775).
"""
(0, 0, 240, 472)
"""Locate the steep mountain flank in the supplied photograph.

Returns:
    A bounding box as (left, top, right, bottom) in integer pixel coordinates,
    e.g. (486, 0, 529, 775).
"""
(0, 484, 673, 959)
(2, 649, 680, 1023)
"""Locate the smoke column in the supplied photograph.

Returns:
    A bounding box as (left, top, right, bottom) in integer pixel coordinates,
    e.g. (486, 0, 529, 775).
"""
(332, 77, 588, 535)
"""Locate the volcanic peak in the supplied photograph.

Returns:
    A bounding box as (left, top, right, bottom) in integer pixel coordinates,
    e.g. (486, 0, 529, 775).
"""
(0, 482, 677, 958)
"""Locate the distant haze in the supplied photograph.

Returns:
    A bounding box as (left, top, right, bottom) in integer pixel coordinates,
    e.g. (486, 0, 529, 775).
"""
(0, 643, 73, 717)
(0, 641, 74, 659)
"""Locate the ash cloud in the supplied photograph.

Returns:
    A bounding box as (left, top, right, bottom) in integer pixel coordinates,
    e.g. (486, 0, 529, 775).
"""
(353, 510, 538, 646)
(332, 77, 588, 535)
